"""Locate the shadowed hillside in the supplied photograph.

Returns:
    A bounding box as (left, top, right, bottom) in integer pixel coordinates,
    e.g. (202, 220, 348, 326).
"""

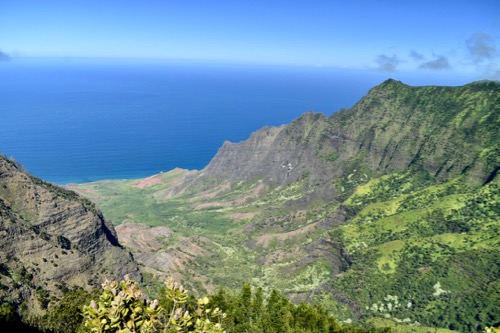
(0, 155, 139, 328)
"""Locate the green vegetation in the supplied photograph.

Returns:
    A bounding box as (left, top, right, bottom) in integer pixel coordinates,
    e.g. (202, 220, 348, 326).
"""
(13, 80, 497, 332)
(81, 276, 225, 333)
(70, 167, 498, 332)
(80, 277, 392, 333)
(209, 282, 391, 333)
(333, 172, 499, 332)
(0, 276, 393, 333)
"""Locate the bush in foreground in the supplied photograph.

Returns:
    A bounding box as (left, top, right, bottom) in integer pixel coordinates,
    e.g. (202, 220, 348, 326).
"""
(81, 275, 225, 333)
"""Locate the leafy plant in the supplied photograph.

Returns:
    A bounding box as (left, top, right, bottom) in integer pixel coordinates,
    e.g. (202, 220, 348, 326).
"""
(81, 276, 225, 333)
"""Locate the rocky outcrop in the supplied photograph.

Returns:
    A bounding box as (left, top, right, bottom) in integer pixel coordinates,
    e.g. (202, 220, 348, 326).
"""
(166, 112, 341, 203)
(0, 155, 139, 314)
(202, 112, 342, 186)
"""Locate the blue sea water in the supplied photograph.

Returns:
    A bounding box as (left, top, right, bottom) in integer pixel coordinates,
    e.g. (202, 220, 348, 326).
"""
(0, 59, 476, 184)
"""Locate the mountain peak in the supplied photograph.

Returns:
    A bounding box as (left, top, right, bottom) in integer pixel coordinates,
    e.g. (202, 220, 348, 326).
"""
(465, 79, 500, 87)
(381, 78, 404, 85)
(376, 78, 408, 88)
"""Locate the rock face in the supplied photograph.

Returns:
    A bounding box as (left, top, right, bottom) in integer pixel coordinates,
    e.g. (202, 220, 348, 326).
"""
(0, 155, 139, 314)
(169, 112, 339, 204)
(174, 80, 498, 200)
(203, 113, 336, 185)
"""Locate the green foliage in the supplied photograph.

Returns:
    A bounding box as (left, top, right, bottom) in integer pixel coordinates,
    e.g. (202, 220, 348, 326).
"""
(0, 301, 42, 332)
(320, 152, 339, 162)
(0, 302, 17, 323)
(72, 166, 499, 332)
(333, 237, 499, 331)
(209, 284, 390, 333)
(81, 276, 225, 333)
(43, 288, 98, 333)
(334, 170, 499, 332)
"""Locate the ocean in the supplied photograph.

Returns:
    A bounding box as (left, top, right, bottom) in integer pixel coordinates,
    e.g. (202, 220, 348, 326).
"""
(0, 59, 476, 184)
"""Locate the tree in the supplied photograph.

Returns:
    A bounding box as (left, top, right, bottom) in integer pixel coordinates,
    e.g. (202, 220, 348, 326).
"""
(253, 287, 264, 323)
(43, 288, 97, 333)
(232, 282, 253, 332)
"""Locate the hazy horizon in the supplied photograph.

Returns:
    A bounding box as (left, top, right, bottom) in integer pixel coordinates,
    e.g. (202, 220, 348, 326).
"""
(1, 1, 499, 79)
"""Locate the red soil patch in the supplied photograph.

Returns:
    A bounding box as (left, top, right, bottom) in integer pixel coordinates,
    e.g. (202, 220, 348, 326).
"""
(133, 174, 164, 189)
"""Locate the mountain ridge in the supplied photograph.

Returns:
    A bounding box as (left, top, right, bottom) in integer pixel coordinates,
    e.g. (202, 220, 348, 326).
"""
(0, 155, 140, 320)
(159, 79, 498, 204)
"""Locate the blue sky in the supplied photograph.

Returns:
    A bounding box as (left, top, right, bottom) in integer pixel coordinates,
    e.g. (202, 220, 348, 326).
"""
(0, 0, 499, 77)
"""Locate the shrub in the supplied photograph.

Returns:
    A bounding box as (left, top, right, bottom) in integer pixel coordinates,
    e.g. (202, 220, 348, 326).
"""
(81, 275, 225, 333)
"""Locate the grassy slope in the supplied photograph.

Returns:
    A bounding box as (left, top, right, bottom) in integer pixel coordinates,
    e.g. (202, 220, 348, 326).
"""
(69, 173, 334, 292)
(334, 171, 499, 331)
(69, 166, 499, 331)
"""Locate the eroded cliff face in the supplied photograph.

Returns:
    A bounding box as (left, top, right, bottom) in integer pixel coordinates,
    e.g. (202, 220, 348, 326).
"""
(0, 156, 139, 314)
(202, 113, 339, 185)
(169, 80, 498, 202)
(166, 112, 341, 204)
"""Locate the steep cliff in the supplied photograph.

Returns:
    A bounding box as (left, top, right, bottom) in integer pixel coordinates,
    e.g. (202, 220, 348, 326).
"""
(168, 79, 498, 205)
(0, 155, 139, 316)
(328, 79, 498, 180)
